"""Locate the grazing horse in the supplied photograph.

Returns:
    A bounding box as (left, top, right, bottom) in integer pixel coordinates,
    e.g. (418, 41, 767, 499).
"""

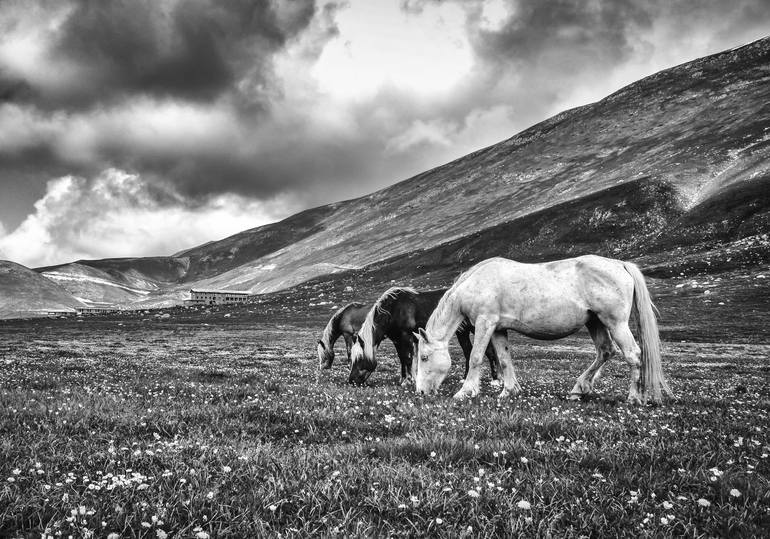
(348, 287, 499, 385)
(414, 256, 672, 405)
(317, 303, 370, 370)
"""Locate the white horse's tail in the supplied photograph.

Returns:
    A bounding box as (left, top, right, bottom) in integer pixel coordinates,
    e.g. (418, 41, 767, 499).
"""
(622, 262, 672, 403)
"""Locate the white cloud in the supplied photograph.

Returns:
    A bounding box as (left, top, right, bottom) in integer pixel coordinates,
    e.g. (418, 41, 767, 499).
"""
(311, 1, 473, 100)
(385, 119, 453, 154)
(0, 220, 6, 260)
(478, 0, 512, 32)
(0, 99, 242, 168)
(0, 169, 290, 268)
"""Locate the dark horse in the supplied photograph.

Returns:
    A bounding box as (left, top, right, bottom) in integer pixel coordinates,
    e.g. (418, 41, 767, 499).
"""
(348, 287, 499, 385)
(317, 302, 371, 370)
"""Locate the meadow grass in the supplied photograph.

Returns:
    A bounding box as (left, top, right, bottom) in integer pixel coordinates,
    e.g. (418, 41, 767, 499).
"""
(1, 321, 768, 537)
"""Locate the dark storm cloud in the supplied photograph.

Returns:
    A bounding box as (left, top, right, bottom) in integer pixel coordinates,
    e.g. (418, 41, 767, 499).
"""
(11, 0, 315, 109)
(0, 0, 330, 218)
(470, 0, 650, 65)
(465, 0, 770, 79)
(0, 71, 31, 103)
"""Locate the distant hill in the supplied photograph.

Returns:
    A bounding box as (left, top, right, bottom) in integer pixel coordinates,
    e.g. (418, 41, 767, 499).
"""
(33, 36, 770, 309)
(0, 260, 84, 318)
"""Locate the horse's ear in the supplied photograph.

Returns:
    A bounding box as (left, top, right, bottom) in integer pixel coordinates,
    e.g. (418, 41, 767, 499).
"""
(418, 328, 430, 343)
(318, 340, 325, 349)
(412, 331, 420, 341)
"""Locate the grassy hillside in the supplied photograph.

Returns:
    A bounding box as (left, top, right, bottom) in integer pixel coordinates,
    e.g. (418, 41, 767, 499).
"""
(0, 261, 84, 318)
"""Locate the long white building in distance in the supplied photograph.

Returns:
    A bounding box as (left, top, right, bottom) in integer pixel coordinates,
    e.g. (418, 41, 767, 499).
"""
(188, 289, 252, 306)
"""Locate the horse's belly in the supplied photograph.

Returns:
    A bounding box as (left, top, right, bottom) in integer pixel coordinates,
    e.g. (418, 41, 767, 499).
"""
(502, 318, 582, 340)
(497, 298, 588, 339)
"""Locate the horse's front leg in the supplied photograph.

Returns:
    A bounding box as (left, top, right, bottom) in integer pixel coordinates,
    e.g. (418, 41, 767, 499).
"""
(343, 333, 353, 364)
(395, 336, 415, 387)
(454, 316, 497, 399)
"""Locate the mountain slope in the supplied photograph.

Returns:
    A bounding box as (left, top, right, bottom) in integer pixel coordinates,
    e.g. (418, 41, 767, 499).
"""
(35, 36, 770, 306)
(35, 204, 349, 304)
(0, 261, 85, 318)
(191, 37, 770, 293)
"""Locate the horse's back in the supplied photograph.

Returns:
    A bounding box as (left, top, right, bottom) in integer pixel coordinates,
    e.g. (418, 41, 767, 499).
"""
(468, 255, 630, 287)
(456, 255, 635, 325)
(340, 303, 369, 333)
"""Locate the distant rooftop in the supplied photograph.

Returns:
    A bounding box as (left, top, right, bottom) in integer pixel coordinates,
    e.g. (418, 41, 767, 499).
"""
(189, 289, 252, 295)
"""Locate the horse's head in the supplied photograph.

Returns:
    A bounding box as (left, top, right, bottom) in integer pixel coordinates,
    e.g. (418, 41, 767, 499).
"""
(348, 333, 376, 384)
(317, 339, 334, 370)
(414, 328, 451, 395)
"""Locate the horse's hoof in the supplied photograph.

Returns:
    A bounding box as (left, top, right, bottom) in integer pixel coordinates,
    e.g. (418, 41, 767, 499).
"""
(627, 395, 643, 406)
(453, 390, 470, 400)
(400, 377, 413, 387)
(490, 379, 502, 387)
(567, 393, 582, 401)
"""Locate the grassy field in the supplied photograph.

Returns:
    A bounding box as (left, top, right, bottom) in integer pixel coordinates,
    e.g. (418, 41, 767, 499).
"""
(1, 319, 769, 538)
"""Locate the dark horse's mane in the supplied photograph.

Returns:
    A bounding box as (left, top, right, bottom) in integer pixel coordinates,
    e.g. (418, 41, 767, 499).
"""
(370, 287, 417, 323)
(366, 287, 448, 336)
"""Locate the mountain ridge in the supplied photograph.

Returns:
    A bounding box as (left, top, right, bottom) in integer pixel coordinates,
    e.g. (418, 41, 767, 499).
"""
(1, 35, 766, 315)
(0, 261, 85, 318)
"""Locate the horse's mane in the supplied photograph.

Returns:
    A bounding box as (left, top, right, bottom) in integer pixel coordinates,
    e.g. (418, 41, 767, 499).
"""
(448, 258, 501, 292)
(427, 259, 501, 336)
(372, 286, 418, 319)
(358, 287, 417, 358)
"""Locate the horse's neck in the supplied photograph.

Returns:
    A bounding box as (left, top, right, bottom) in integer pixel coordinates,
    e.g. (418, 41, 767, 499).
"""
(374, 296, 403, 345)
(415, 291, 443, 327)
(372, 317, 388, 347)
(427, 292, 465, 343)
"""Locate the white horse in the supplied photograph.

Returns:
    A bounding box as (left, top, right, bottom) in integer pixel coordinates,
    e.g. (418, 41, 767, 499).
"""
(414, 256, 672, 404)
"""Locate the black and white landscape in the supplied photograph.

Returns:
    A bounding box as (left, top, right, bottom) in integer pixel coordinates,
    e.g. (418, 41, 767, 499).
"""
(1, 2, 769, 537)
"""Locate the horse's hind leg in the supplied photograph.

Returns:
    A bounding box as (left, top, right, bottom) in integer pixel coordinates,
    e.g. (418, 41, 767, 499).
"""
(568, 318, 614, 400)
(455, 321, 474, 379)
(491, 330, 521, 399)
(603, 321, 643, 405)
(486, 343, 501, 383)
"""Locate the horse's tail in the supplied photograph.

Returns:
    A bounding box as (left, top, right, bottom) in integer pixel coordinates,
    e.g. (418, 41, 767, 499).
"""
(622, 262, 673, 403)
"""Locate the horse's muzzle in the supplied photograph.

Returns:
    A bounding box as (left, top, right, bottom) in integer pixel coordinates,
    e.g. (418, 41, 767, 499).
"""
(348, 368, 373, 385)
(415, 379, 438, 395)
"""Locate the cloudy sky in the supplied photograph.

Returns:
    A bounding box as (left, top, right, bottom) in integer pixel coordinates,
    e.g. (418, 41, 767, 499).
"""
(0, 0, 768, 267)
